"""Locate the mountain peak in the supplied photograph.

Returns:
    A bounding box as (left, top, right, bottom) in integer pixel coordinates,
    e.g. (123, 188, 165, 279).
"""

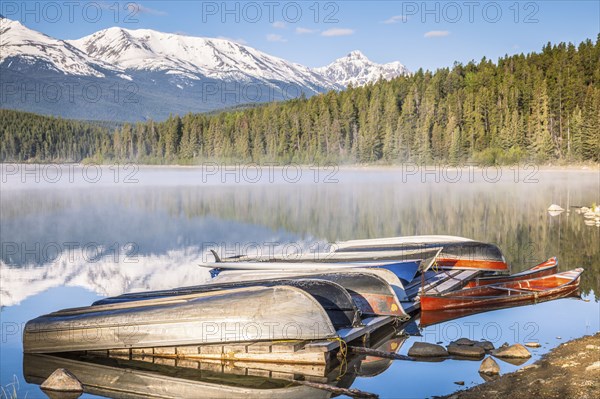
(315, 51, 409, 87)
(347, 50, 368, 60)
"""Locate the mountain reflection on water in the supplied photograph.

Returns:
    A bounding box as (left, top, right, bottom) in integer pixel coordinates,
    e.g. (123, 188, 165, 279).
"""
(2, 168, 598, 307)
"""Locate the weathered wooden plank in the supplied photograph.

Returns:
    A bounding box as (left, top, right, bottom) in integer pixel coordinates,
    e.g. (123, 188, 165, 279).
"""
(176, 346, 199, 355)
(271, 340, 305, 353)
(246, 342, 272, 354)
(182, 348, 328, 365)
(200, 345, 223, 355)
(154, 346, 176, 355)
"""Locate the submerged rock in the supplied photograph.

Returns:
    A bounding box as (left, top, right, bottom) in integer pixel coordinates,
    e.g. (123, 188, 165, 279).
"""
(493, 343, 532, 359)
(408, 342, 448, 357)
(41, 368, 83, 392)
(479, 356, 501, 375)
(447, 344, 485, 358)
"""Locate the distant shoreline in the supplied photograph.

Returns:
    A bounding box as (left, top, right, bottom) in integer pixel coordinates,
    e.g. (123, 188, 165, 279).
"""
(1, 162, 599, 172)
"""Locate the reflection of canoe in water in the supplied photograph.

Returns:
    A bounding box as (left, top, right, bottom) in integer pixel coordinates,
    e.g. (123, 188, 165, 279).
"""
(419, 287, 582, 328)
(24, 286, 338, 354)
(357, 324, 409, 377)
(463, 257, 558, 288)
(420, 268, 583, 311)
(24, 353, 334, 399)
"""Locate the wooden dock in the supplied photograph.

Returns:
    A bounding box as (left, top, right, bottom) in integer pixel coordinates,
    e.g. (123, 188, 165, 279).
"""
(88, 316, 395, 369)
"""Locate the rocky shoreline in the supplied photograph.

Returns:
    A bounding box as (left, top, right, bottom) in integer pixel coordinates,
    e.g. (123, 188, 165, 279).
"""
(443, 333, 600, 399)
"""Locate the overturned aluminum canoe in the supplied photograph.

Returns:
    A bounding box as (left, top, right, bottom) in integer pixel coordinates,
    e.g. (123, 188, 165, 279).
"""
(209, 270, 408, 318)
(93, 278, 362, 329)
(23, 286, 337, 354)
(333, 236, 508, 272)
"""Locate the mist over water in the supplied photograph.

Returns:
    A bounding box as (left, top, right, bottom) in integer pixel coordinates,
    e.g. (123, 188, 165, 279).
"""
(1, 166, 599, 398)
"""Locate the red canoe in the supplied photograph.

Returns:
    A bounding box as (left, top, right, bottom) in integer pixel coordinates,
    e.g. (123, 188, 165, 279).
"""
(420, 268, 583, 311)
(463, 257, 558, 288)
(419, 287, 581, 327)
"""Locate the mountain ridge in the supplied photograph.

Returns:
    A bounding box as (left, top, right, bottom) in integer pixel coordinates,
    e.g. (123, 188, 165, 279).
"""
(0, 16, 410, 121)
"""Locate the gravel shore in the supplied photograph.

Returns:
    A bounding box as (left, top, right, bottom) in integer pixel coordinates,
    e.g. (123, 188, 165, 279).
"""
(444, 333, 600, 399)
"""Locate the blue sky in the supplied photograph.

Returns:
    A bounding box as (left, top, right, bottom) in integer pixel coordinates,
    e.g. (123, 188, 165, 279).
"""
(3, 1, 599, 70)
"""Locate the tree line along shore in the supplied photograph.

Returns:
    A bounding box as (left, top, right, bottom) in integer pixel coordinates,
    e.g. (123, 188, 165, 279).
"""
(1, 37, 599, 165)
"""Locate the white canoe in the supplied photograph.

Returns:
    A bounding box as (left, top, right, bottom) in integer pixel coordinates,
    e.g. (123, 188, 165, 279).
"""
(334, 235, 473, 252)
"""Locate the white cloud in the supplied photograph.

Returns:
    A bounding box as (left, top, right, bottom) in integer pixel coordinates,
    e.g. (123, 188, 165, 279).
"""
(321, 28, 355, 37)
(382, 15, 407, 24)
(266, 34, 287, 42)
(295, 27, 318, 34)
(424, 30, 450, 38)
(217, 36, 248, 45)
(272, 21, 286, 29)
(125, 3, 167, 16)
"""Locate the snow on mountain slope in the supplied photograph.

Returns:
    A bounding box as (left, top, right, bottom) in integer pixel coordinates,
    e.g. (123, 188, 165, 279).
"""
(68, 27, 338, 91)
(0, 16, 119, 77)
(315, 50, 410, 87)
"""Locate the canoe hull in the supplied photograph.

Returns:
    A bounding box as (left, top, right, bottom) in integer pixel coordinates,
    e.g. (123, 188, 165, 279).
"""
(463, 257, 558, 288)
(93, 278, 362, 330)
(23, 286, 337, 353)
(421, 269, 583, 311)
(211, 270, 409, 318)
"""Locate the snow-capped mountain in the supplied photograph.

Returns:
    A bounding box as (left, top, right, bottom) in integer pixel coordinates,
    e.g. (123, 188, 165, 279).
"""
(0, 16, 120, 77)
(67, 27, 337, 92)
(315, 50, 409, 87)
(0, 16, 408, 121)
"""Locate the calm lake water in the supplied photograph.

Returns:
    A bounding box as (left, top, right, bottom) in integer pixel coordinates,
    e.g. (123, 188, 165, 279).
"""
(1, 164, 599, 399)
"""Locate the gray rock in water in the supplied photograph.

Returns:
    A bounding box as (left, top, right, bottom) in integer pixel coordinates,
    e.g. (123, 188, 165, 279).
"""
(40, 369, 83, 392)
(450, 338, 477, 346)
(454, 381, 465, 385)
(447, 344, 485, 358)
(525, 342, 541, 348)
(493, 343, 532, 359)
(479, 356, 501, 375)
(474, 340, 495, 352)
(408, 342, 449, 357)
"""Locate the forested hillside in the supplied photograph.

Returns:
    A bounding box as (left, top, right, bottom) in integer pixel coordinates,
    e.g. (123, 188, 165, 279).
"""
(1, 37, 599, 164)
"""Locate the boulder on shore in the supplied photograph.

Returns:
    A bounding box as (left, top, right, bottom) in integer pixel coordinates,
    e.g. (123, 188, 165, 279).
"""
(479, 356, 501, 375)
(41, 368, 83, 392)
(408, 342, 449, 357)
(493, 343, 532, 359)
